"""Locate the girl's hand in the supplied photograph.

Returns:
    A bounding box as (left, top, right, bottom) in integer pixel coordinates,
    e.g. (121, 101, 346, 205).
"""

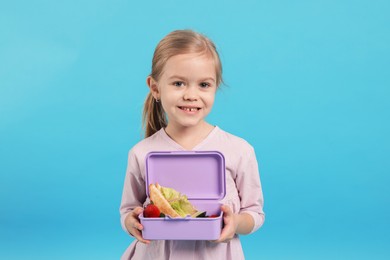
(213, 205, 239, 243)
(125, 206, 150, 244)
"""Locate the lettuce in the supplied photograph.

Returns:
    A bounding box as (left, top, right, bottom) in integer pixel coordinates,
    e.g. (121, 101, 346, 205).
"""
(160, 186, 197, 217)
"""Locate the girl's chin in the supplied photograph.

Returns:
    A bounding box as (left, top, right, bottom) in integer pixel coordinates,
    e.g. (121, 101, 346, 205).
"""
(170, 119, 206, 129)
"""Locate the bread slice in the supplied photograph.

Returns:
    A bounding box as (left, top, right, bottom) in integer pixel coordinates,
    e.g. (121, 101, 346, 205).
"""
(149, 183, 180, 217)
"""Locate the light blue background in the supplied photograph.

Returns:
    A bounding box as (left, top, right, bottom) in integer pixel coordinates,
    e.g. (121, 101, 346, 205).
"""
(1, 0, 389, 259)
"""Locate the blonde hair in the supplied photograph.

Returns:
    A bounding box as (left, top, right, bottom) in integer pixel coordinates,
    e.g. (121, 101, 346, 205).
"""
(142, 29, 223, 138)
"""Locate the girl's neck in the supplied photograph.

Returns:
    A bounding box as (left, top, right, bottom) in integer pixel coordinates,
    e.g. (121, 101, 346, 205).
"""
(165, 121, 214, 150)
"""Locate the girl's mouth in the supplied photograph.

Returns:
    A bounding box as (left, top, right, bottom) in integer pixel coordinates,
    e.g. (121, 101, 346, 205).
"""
(178, 106, 201, 112)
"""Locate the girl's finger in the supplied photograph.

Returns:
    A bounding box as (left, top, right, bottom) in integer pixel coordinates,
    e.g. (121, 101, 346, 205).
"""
(213, 227, 232, 243)
(133, 222, 144, 231)
(221, 205, 232, 216)
(132, 229, 151, 244)
(130, 222, 150, 244)
(211, 205, 238, 243)
(133, 207, 144, 217)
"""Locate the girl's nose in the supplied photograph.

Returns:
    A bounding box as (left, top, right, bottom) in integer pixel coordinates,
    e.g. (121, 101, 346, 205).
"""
(183, 86, 198, 101)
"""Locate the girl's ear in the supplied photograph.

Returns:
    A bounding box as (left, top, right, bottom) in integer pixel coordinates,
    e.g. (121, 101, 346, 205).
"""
(146, 76, 160, 100)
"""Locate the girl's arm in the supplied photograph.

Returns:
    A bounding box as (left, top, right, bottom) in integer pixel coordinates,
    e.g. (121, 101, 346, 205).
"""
(235, 145, 265, 233)
(215, 144, 265, 243)
(235, 210, 255, 234)
(119, 149, 148, 241)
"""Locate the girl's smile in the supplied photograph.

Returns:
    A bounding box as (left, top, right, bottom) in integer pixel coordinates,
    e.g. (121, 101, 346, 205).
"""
(178, 106, 201, 113)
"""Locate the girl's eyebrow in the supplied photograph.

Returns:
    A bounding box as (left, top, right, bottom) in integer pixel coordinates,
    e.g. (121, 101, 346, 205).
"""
(168, 75, 187, 80)
(200, 77, 216, 82)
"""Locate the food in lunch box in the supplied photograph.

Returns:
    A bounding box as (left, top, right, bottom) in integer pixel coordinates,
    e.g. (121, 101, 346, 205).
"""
(143, 204, 161, 218)
(149, 183, 205, 218)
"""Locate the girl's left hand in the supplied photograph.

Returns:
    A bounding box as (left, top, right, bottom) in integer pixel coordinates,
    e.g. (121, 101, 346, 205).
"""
(213, 205, 238, 243)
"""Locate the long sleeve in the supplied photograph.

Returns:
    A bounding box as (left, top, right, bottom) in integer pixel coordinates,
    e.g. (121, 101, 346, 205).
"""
(235, 145, 265, 234)
(119, 149, 147, 234)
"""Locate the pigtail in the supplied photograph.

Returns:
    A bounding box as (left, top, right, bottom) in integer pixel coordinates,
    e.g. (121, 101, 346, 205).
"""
(142, 92, 167, 138)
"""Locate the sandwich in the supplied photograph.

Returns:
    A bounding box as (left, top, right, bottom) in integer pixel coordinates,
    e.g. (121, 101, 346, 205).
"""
(149, 183, 203, 218)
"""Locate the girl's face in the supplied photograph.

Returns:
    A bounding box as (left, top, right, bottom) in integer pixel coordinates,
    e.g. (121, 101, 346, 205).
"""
(148, 52, 217, 130)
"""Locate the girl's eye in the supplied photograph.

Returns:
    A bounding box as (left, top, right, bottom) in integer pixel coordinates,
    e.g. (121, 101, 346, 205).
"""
(173, 81, 184, 87)
(200, 82, 210, 88)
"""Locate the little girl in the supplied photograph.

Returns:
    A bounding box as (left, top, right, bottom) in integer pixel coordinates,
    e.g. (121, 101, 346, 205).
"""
(120, 29, 265, 260)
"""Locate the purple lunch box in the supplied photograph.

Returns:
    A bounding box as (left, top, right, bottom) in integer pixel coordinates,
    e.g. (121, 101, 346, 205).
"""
(139, 151, 226, 240)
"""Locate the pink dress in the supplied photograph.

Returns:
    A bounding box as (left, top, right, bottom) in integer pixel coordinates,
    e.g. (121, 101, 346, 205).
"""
(120, 126, 265, 260)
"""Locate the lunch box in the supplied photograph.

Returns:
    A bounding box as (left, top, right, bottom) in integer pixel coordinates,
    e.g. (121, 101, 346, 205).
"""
(139, 151, 226, 240)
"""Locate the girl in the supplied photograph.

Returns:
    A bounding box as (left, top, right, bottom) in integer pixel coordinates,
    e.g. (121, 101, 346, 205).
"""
(120, 29, 265, 260)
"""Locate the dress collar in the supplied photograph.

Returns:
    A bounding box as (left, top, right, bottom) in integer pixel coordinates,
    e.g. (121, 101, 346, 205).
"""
(158, 126, 219, 151)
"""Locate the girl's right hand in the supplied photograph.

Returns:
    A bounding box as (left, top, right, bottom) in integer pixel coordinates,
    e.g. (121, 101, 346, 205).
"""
(125, 206, 151, 244)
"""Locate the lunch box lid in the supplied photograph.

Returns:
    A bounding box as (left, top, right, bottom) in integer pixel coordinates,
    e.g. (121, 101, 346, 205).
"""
(145, 151, 226, 200)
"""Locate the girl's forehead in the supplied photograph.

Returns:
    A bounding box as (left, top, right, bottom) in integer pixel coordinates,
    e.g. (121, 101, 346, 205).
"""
(164, 53, 216, 71)
(162, 54, 217, 80)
